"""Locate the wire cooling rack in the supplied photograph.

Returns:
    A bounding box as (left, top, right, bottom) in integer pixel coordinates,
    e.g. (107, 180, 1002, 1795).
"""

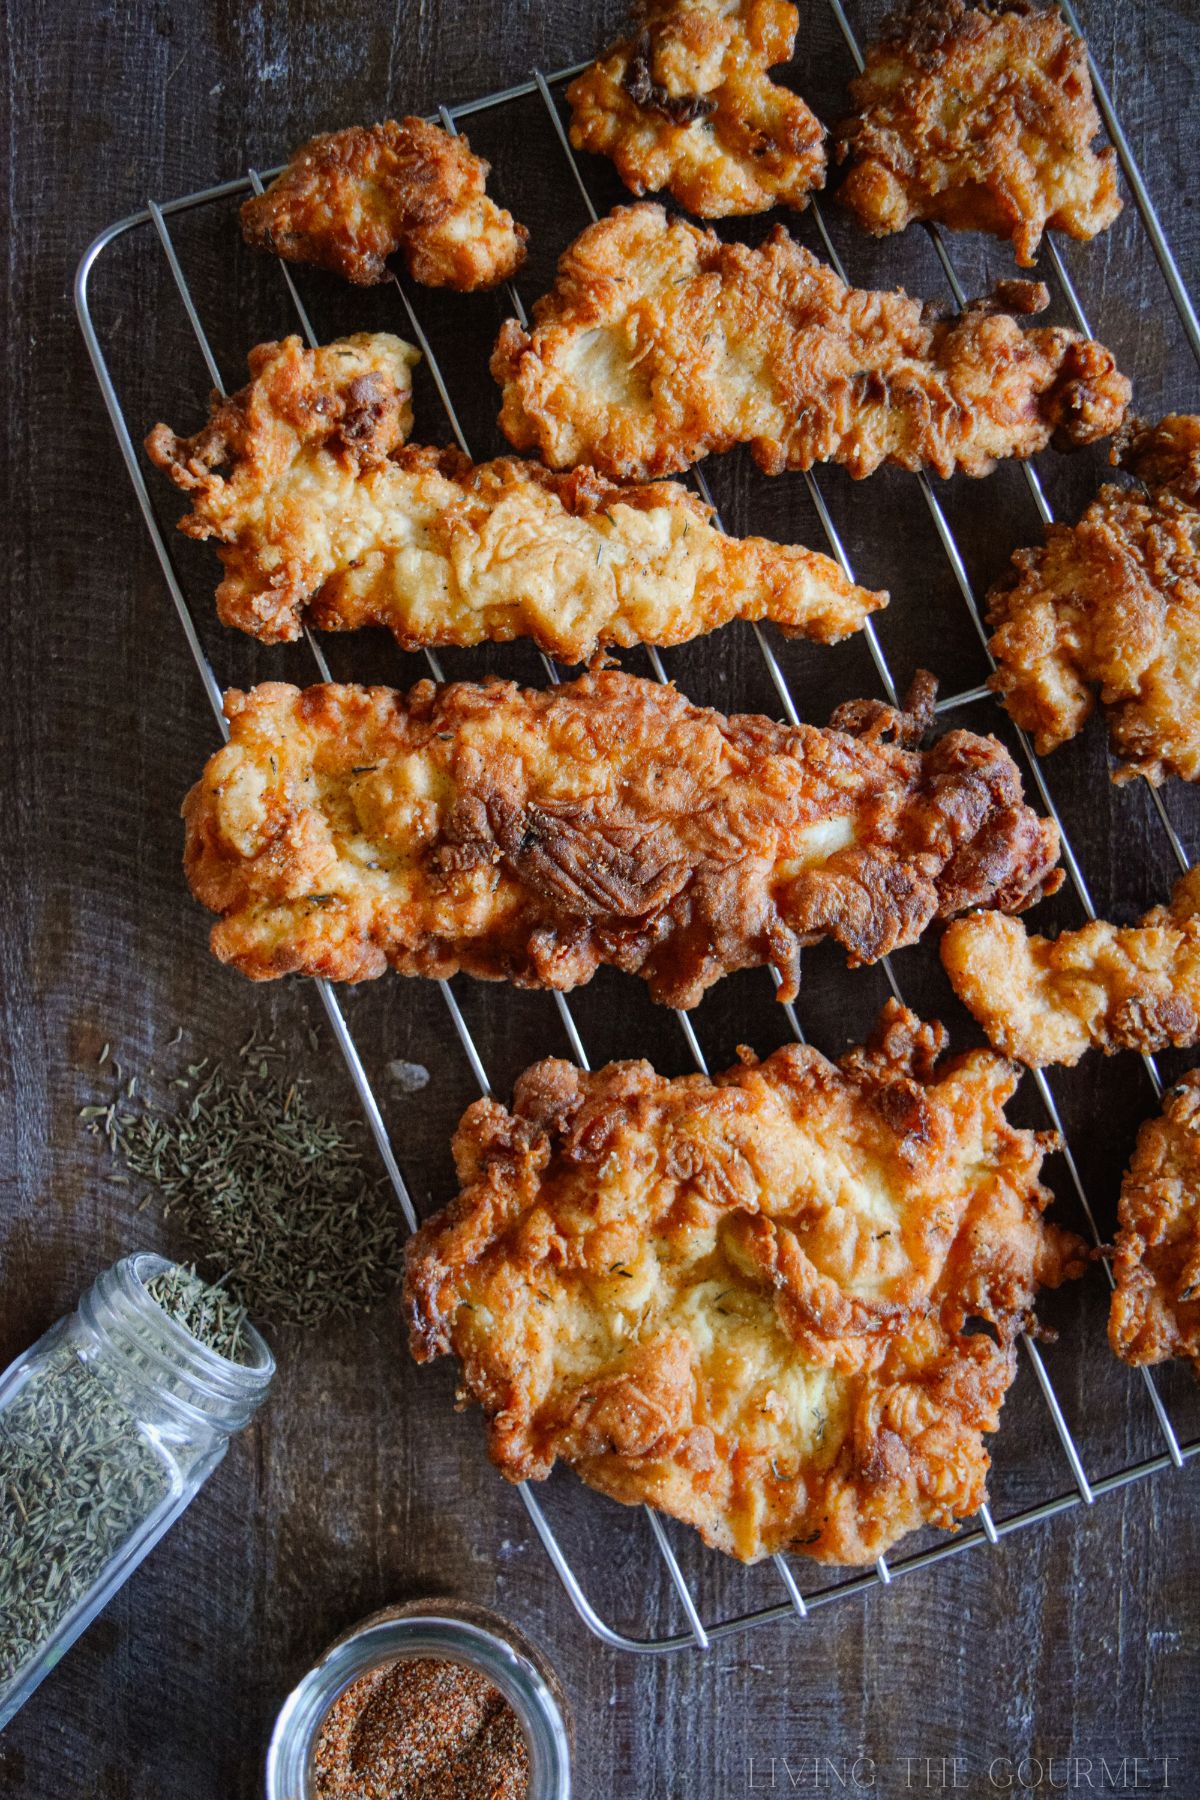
(76, 0, 1200, 1653)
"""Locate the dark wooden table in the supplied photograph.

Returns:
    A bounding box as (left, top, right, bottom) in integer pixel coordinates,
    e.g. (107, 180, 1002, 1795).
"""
(4, 1, 1200, 1794)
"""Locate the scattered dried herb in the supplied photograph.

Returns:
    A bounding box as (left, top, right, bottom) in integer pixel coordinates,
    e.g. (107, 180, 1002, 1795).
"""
(144, 1263, 250, 1364)
(86, 1029, 404, 1330)
(0, 1347, 169, 1688)
(313, 1657, 530, 1800)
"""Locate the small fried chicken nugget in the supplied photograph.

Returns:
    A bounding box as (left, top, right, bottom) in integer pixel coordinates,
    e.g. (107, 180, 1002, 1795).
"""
(567, 0, 825, 216)
(836, 0, 1121, 266)
(987, 416, 1200, 787)
(942, 869, 1200, 1068)
(240, 117, 528, 289)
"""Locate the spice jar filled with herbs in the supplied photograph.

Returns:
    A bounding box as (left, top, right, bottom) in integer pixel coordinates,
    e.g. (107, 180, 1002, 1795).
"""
(0, 1252, 274, 1727)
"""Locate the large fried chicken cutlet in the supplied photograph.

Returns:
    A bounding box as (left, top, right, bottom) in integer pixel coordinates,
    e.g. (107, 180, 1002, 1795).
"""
(1111, 1071, 1200, 1378)
(566, 0, 826, 217)
(491, 204, 1130, 483)
(183, 669, 1061, 1008)
(987, 416, 1200, 786)
(239, 117, 528, 289)
(145, 334, 884, 658)
(836, 0, 1121, 267)
(404, 1002, 1085, 1563)
(942, 868, 1200, 1067)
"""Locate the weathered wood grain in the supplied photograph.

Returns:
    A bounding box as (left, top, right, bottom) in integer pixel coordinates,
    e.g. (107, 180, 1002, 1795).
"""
(1, 1, 1199, 1795)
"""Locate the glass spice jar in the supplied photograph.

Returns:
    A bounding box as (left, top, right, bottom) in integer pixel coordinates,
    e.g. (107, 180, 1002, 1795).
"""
(0, 1250, 274, 1728)
(267, 1598, 573, 1800)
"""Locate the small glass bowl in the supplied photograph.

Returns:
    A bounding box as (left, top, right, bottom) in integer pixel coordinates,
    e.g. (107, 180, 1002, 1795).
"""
(265, 1598, 572, 1800)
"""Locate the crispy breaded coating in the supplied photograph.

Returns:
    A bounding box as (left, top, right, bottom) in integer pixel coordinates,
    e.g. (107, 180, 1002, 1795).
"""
(183, 669, 1061, 1008)
(1116, 413, 1200, 507)
(491, 204, 1130, 482)
(988, 417, 1200, 785)
(146, 336, 884, 656)
(145, 333, 419, 633)
(1111, 1071, 1200, 1377)
(404, 1002, 1085, 1564)
(836, 0, 1121, 267)
(239, 117, 528, 289)
(566, 0, 825, 217)
(941, 868, 1200, 1067)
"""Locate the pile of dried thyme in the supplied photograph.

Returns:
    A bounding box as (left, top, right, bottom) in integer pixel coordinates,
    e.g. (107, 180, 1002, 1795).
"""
(83, 1029, 405, 1330)
(144, 1263, 250, 1364)
(0, 1347, 169, 1688)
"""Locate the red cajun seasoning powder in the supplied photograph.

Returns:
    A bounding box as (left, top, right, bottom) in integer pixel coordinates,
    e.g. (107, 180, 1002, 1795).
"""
(312, 1655, 531, 1800)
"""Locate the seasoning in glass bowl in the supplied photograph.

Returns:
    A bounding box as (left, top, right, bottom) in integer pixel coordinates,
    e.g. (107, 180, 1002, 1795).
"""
(313, 1656, 530, 1799)
(266, 1601, 569, 1800)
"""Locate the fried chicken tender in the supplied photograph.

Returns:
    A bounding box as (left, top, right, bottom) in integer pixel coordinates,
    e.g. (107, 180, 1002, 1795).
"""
(239, 117, 528, 289)
(491, 204, 1130, 482)
(404, 1002, 1085, 1564)
(1111, 1071, 1200, 1377)
(183, 669, 1061, 1008)
(987, 416, 1200, 785)
(145, 336, 883, 657)
(836, 0, 1121, 267)
(145, 333, 419, 629)
(566, 0, 826, 217)
(941, 868, 1200, 1067)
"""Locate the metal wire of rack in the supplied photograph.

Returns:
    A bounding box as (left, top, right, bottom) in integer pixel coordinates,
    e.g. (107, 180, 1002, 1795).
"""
(74, 0, 1199, 1655)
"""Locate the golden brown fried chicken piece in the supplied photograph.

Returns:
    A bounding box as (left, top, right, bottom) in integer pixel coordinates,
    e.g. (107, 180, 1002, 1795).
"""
(404, 1002, 1085, 1564)
(145, 333, 419, 624)
(1116, 413, 1200, 505)
(1111, 1071, 1200, 1377)
(146, 336, 884, 656)
(566, 0, 826, 217)
(491, 204, 1130, 482)
(183, 669, 1061, 1008)
(942, 868, 1200, 1067)
(836, 0, 1121, 267)
(987, 416, 1200, 785)
(239, 117, 528, 289)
